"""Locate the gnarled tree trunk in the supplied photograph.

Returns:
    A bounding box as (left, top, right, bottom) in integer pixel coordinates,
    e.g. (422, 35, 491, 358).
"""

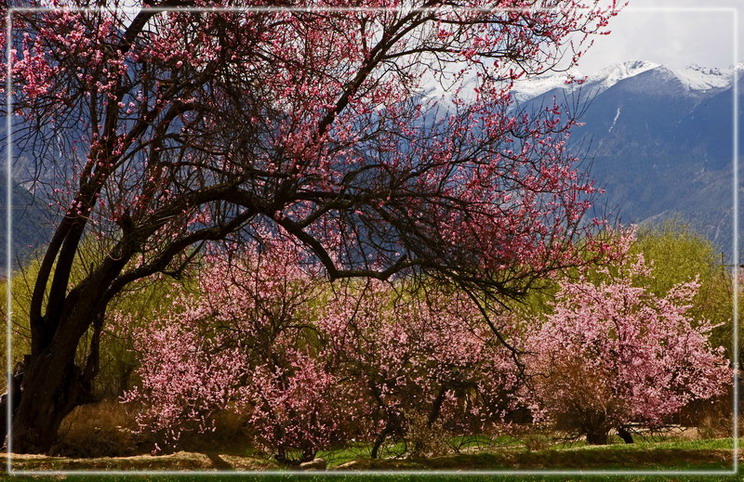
(617, 425, 634, 444)
(10, 306, 104, 453)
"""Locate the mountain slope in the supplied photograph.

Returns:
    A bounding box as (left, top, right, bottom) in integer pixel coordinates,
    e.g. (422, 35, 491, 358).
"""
(0, 175, 53, 273)
(514, 61, 739, 259)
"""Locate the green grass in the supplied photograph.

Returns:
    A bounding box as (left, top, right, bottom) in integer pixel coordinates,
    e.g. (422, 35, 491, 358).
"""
(316, 442, 376, 468)
(313, 435, 737, 469)
(4, 473, 741, 482)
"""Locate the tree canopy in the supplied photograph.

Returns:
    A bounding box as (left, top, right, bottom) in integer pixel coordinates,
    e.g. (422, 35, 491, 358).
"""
(2, 0, 620, 452)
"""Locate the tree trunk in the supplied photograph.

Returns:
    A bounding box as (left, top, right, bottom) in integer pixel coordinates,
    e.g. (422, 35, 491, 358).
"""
(0, 358, 26, 447)
(371, 425, 393, 459)
(427, 387, 447, 428)
(617, 426, 634, 444)
(585, 428, 609, 445)
(11, 290, 105, 453)
(10, 347, 95, 453)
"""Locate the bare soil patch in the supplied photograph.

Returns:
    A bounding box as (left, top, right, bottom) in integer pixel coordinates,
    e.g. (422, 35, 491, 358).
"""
(7, 451, 276, 472)
(5, 441, 740, 473)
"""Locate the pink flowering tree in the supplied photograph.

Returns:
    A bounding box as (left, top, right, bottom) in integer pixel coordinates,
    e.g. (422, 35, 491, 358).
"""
(124, 244, 522, 461)
(121, 234, 350, 461)
(242, 349, 356, 464)
(319, 280, 522, 457)
(121, 314, 248, 452)
(524, 253, 731, 445)
(2, 0, 621, 452)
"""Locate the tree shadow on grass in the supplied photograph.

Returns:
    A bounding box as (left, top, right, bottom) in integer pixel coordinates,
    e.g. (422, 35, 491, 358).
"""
(203, 452, 234, 471)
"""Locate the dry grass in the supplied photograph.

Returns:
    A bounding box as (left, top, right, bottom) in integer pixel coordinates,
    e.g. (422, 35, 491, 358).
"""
(334, 446, 738, 471)
(8, 451, 276, 472)
(174, 409, 255, 455)
(53, 400, 148, 458)
(52, 400, 255, 458)
(6, 439, 739, 473)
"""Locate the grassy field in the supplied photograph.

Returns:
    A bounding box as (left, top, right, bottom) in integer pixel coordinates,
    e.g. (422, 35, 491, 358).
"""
(2, 437, 739, 480)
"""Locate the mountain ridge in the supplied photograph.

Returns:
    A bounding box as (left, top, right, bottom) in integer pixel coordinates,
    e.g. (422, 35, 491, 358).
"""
(521, 61, 740, 260)
(511, 60, 738, 102)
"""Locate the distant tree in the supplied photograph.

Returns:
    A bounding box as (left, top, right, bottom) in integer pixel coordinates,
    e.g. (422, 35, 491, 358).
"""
(631, 219, 737, 360)
(524, 248, 731, 445)
(2, 0, 621, 452)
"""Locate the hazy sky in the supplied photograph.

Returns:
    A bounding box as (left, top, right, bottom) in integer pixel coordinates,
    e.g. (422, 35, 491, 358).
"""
(576, 0, 739, 74)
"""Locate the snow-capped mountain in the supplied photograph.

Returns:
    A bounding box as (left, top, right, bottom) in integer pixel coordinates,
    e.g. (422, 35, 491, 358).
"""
(670, 64, 732, 92)
(511, 60, 735, 102)
(420, 60, 740, 258)
(510, 60, 660, 101)
(514, 60, 740, 260)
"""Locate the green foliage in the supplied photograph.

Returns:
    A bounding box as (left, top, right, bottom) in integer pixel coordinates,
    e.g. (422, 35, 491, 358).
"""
(631, 221, 723, 293)
(512, 220, 737, 361)
(630, 219, 737, 359)
(2, 237, 191, 397)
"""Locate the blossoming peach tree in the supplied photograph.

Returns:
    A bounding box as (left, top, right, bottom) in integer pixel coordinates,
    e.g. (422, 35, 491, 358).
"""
(125, 231, 730, 457)
(121, 234, 345, 461)
(2, 0, 621, 452)
(122, 233, 522, 461)
(317, 278, 522, 458)
(523, 250, 731, 445)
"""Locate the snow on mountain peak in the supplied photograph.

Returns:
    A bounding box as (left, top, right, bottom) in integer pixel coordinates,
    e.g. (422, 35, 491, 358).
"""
(509, 60, 735, 101)
(506, 69, 579, 101)
(420, 60, 736, 106)
(510, 60, 660, 101)
(591, 60, 659, 88)
(668, 64, 731, 92)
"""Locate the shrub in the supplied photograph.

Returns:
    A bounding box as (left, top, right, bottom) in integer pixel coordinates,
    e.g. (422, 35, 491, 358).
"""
(524, 252, 731, 444)
(122, 235, 521, 459)
(53, 399, 148, 457)
(318, 280, 521, 458)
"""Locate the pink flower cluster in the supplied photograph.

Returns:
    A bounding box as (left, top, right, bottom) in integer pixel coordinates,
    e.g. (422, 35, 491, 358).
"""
(5, 1, 622, 291)
(523, 252, 731, 438)
(121, 234, 520, 459)
(121, 231, 731, 454)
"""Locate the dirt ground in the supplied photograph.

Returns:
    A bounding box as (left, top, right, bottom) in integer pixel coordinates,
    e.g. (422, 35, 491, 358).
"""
(5, 445, 739, 474)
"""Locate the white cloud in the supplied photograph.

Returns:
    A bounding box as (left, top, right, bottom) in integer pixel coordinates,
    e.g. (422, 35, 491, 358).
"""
(576, 1, 737, 74)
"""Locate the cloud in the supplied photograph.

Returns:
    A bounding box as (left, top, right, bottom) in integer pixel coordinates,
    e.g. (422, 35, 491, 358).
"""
(577, 1, 737, 73)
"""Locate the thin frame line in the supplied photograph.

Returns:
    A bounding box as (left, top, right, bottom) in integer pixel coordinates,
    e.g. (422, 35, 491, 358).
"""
(733, 6, 740, 475)
(4, 4, 739, 477)
(7, 6, 737, 13)
(7, 5, 624, 13)
(5, 468, 741, 476)
(4, 7, 13, 476)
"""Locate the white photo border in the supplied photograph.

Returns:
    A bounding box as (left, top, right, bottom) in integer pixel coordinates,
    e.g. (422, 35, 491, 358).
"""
(4, 4, 739, 476)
